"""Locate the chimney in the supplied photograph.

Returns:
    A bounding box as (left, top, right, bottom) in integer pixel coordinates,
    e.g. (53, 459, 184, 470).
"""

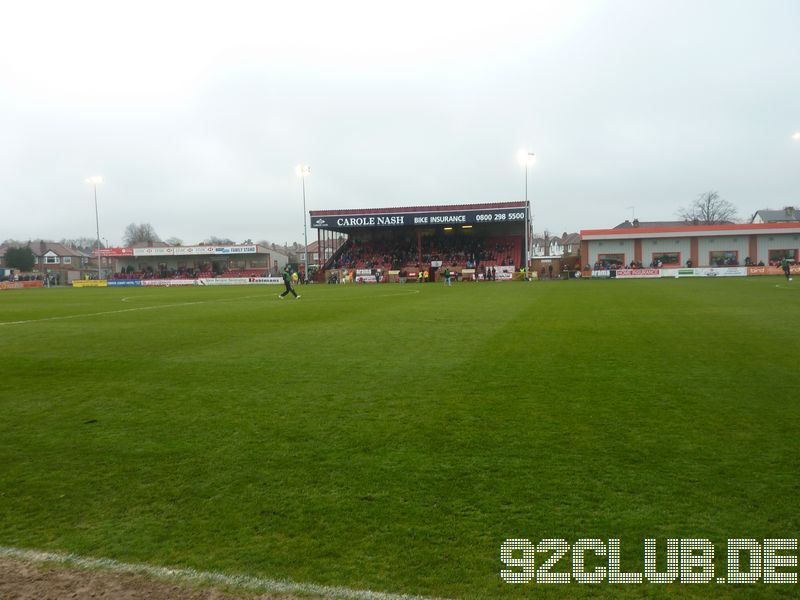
(784, 206, 795, 217)
(633, 218, 640, 227)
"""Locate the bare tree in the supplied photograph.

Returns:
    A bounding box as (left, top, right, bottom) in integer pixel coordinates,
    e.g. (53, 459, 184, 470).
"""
(123, 223, 161, 247)
(202, 236, 235, 245)
(61, 237, 102, 252)
(679, 191, 738, 225)
(164, 236, 183, 246)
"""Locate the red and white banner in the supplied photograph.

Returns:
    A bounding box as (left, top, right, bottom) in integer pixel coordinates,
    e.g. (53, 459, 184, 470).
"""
(0, 280, 44, 290)
(94, 248, 134, 256)
(747, 265, 800, 276)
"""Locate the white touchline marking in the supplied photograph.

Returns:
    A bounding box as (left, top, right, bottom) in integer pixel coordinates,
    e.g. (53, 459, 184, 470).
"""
(0, 546, 448, 600)
(0, 303, 201, 326)
(0, 301, 207, 327)
(0, 288, 421, 326)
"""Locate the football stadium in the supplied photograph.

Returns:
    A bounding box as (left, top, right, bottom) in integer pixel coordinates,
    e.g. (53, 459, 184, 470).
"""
(2, 204, 800, 599)
(4, 3, 800, 599)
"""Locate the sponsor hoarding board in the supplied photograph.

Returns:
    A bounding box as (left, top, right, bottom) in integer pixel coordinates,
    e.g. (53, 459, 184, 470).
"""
(132, 245, 260, 257)
(107, 280, 142, 287)
(311, 208, 526, 229)
(661, 267, 748, 278)
(614, 268, 661, 279)
(72, 280, 108, 287)
(0, 280, 45, 290)
(695, 267, 748, 277)
(747, 265, 800, 276)
(95, 248, 134, 257)
(139, 279, 196, 286)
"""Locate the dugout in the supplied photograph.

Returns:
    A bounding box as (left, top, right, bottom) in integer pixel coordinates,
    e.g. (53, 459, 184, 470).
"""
(309, 202, 530, 281)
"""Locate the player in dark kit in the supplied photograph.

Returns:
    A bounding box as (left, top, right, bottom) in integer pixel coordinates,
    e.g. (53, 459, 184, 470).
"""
(279, 267, 300, 299)
(781, 257, 792, 281)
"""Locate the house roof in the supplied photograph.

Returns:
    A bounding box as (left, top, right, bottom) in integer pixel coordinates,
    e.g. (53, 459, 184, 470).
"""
(305, 239, 345, 253)
(613, 219, 728, 229)
(561, 233, 581, 245)
(752, 207, 800, 222)
(0, 240, 90, 258)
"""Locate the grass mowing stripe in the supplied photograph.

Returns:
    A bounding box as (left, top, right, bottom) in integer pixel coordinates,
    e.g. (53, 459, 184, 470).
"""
(0, 546, 449, 600)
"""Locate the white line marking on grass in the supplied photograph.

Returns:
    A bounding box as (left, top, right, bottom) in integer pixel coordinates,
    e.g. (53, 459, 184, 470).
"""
(0, 301, 207, 327)
(0, 288, 419, 326)
(0, 290, 283, 327)
(0, 546, 448, 600)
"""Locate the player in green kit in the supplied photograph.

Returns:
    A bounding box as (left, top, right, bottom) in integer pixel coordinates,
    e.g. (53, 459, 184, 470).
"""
(279, 266, 300, 299)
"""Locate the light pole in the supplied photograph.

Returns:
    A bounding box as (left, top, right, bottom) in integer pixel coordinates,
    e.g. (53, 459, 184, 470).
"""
(517, 150, 535, 280)
(295, 165, 311, 283)
(103, 237, 110, 278)
(85, 176, 103, 280)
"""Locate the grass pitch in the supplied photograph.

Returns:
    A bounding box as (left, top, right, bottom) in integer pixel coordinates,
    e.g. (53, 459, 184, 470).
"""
(1, 278, 799, 599)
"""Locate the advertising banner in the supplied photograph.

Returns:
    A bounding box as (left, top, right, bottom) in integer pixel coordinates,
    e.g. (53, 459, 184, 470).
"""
(614, 268, 661, 279)
(747, 265, 800, 276)
(132, 245, 259, 257)
(139, 279, 196, 286)
(695, 267, 748, 277)
(494, 266, 515, 280)
(661, 267, 748, 278)
(95, 248, 134, 257)
(311, 207, 526, 229)
(591, 270, 611, 278)
(107, 280, 142, 287)
(0, 280, 44, 290)
(72, 280, 108, 287)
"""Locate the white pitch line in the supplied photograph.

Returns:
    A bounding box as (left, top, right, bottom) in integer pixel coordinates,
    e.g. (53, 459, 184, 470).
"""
(0, 301, 206, 327)
(0, 546, 448, 600)
(0, 288, 421, 326)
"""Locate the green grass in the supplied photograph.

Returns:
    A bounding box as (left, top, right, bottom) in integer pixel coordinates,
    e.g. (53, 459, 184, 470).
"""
(1, 278, 799, 599)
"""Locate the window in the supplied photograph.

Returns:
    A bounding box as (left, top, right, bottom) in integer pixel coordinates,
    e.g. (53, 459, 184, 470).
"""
(62, 256, 71, 264)
(709, 250, 738, 266)
(652, 252, 680, 266)
(768, 249, 798, 264)
(597, 253, 625, 266)
(45, 255, 59, 264)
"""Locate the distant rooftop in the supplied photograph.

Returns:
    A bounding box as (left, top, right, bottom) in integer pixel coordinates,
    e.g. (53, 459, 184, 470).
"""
(751, 207, 800, 223)
(614, 219, 734, 229)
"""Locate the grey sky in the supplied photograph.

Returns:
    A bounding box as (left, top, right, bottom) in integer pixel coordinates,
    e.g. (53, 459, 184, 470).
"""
(1, 0, 798, 246)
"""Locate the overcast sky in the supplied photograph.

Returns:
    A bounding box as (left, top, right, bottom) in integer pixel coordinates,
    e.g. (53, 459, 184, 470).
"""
(1, 0, 799, 245)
